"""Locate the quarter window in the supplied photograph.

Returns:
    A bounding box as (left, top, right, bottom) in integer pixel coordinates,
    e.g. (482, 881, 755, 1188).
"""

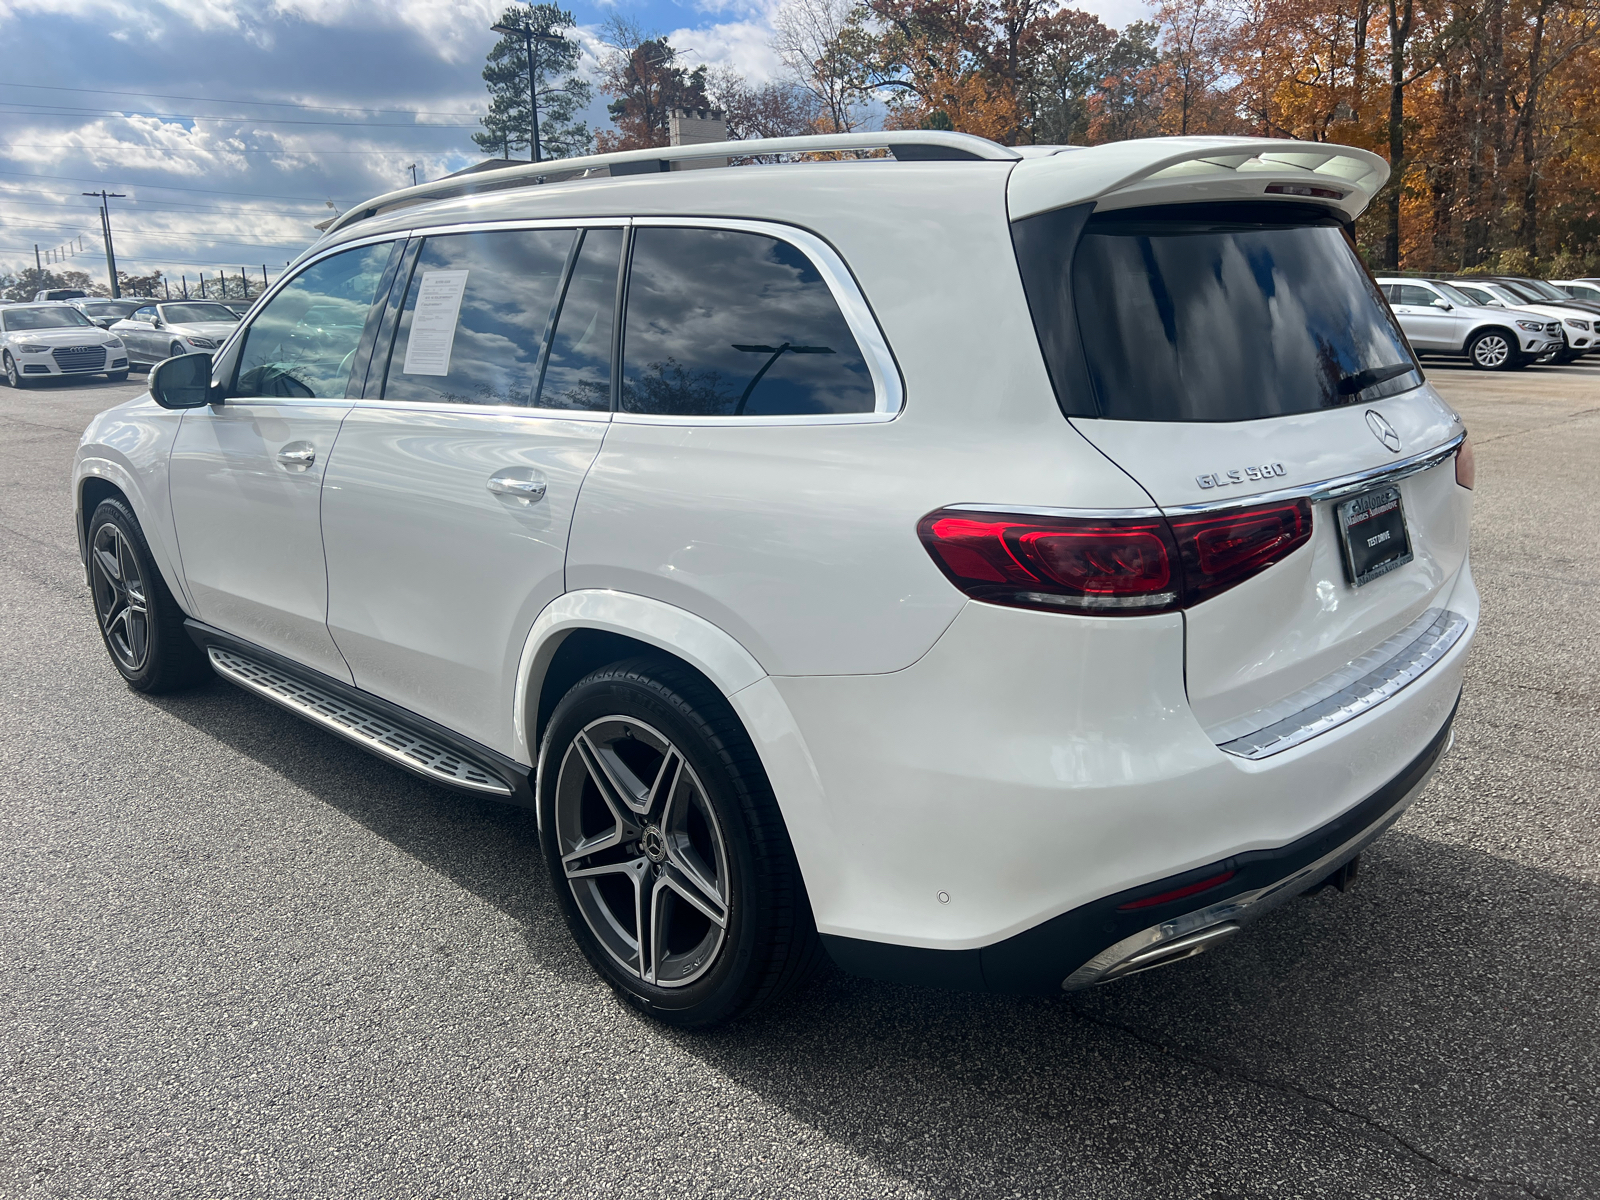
(234, 242, 394, 399)
(383, 228, 576, 407)
(620, 227, 875, 417)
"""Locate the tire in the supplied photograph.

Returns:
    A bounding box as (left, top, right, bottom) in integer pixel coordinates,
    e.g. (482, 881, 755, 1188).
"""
(1552, 346, 1579, 364)
(4, 352, 28, 388)
(106, 369, 129, 382)
(86, 497, 210, 693)
(168, 342, 185, 360)
(539, 656, 825, 1028)
(1467, 329, 1518, 371)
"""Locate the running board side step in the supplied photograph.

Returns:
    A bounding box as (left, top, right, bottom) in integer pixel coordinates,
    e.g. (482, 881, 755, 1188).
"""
(187, 622, 531, 803)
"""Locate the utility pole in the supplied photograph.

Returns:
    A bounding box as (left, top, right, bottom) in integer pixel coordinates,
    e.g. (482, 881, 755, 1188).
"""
(35, 244, 41, 272)
(491, 20, 564, 163)
(83, 191, 126, 298)
(407, 163, 418, 187)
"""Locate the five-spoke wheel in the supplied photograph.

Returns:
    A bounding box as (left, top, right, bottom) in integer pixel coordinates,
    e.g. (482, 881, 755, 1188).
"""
(85, 498, 209, 692)
(91, 519, 150, 673)
(555, 717, 731, 988)
(540, 657, 823, 1026)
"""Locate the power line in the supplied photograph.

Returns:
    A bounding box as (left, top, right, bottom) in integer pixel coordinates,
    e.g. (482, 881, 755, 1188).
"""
(0, 193, 326, 218)
(0, 144, 459, 156)
(0, 167, 345, 202)
(0, 219, 309, 250)
(0, 82, 484, 118)
(0, 101, 481, 129)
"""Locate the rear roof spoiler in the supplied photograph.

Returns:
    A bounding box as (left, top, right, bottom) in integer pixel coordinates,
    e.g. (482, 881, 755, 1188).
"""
(1007, 137, 1389, 224)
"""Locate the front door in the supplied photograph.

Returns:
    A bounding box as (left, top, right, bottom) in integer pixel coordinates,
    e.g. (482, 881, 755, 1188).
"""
(321, 225, 622, 757)
(168, 240, 398, 680)
(1390, 283, 1455, 349)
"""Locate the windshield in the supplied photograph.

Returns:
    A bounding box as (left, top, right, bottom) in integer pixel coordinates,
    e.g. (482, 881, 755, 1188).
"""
(1495, 281, 1544, 304)
(1434, 282, 1478, 306)
(82, 302, 139, 318)
(1050, 204, 1420, 421)
(162, 303, 238, 323)
(1515, 278, 1568, 301)
(4, 306, 93, 330)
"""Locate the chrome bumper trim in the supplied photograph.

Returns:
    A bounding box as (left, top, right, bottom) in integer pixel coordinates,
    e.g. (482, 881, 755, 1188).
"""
(1207, 607, 1469, 760)
(208, 647, 512, 794)
(1062, 728, 1453, 991)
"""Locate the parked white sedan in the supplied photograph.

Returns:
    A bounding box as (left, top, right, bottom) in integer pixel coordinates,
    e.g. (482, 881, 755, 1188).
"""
(109, 301, 241, 366)
(1, 303, 129, 386)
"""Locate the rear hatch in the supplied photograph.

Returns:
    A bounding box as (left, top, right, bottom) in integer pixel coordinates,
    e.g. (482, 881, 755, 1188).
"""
(1010, 195, 1470, 741)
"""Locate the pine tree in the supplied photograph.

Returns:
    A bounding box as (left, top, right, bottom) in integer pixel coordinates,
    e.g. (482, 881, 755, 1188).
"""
(473, 4, 593, 161)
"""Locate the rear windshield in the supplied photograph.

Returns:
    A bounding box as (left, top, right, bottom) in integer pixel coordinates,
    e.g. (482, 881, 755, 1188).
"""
(1014, 202, 1421, 422)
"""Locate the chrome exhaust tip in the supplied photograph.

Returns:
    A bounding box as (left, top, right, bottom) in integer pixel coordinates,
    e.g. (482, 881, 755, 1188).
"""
(1063, 922, 1240, 991)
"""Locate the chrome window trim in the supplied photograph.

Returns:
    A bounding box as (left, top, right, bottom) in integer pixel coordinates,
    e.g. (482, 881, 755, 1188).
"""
(1208, 607, 1469, 759)
(614, 216, 904, 425)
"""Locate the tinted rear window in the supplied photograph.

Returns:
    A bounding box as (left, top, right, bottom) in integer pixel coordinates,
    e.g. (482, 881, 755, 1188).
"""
(1015, 203, 1421, 422)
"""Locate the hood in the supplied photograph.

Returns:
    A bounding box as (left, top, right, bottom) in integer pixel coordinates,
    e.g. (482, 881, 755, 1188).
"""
(8, 326, 114, 344)
(168, 321, 240, 338)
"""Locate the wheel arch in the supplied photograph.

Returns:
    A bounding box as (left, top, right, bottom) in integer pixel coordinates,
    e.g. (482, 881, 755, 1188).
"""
(514, 591, 842, 906)
(76, 452, 194, 614)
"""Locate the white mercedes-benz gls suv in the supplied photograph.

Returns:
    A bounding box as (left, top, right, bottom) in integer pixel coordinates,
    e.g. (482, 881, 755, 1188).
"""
(73, 133, 1477, 1027)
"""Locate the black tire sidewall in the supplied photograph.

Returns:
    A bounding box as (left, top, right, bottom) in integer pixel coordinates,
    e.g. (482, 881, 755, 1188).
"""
(539, 664, 769, 1027)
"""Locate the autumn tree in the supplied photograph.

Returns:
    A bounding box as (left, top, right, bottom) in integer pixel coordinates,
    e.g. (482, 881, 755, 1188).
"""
(596, 19, 712, 152)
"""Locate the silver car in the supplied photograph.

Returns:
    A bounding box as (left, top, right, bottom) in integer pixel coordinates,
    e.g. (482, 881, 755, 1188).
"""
(110, 301, 241, 366)
(1375, 277, 1561, 370)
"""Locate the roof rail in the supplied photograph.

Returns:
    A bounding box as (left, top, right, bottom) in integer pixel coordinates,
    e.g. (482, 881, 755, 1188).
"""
(321, 131, 1020, 237)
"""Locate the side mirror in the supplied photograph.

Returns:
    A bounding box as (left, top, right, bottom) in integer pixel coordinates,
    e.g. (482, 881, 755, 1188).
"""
(152, 316, 164, 328)
(1432, 299, 1453, 311)
(149, 352, 220, 409)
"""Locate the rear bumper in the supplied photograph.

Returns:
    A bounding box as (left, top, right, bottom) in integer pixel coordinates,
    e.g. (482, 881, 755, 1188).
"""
(823, 695, 1457, 994)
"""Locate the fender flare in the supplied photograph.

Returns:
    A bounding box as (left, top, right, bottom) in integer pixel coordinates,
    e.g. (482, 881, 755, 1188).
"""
(512, 589, 767, 764)
(512, 590, 842, 906)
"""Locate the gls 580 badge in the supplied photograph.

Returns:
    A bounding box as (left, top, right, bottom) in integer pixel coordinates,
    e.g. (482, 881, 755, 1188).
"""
(1195, 462, 1288, 489)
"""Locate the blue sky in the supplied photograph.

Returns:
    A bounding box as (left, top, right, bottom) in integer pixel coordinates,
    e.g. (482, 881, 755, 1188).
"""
(0, 0, 1150, 289)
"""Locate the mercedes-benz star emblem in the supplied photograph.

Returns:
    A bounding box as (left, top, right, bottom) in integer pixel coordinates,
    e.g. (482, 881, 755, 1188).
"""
(1365, 410, 1403, 453)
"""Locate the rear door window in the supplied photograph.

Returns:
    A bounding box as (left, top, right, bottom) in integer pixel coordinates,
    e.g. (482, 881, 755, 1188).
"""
(620, 226, 875, 417)
(383, 228, 576, 407)
(534, 228, 622, 412)
(1015, 202, 1422, 421)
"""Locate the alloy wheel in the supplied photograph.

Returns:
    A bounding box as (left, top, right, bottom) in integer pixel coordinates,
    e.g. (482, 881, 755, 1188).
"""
(1473, 334, 1510, 368)
(4, 354, 18, 387)
(91, 522, 150, 672)
(554, 717, 731, 988)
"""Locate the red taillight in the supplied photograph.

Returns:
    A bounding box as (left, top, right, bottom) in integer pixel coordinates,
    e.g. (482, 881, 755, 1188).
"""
(916, 511, 1180, 613)
(1167, 500, 1312, 604)
(918, 498, 1312, 614)
(1117, 870, 1236, 911)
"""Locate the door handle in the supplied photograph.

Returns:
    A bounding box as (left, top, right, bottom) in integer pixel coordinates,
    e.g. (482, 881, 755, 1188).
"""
(277, 442, 315, 468)
(487, 470, 547, 503)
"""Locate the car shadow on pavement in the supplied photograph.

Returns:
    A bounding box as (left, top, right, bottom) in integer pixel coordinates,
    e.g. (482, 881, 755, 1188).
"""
(148, 678, 1598, 1200)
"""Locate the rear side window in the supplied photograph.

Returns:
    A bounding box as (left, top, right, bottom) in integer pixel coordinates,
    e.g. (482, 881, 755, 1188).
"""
(1015, 202, 1421, 422)
(383, 228, 576, 407)
(536, 228, 623, 411)
(620, 227, 875, 417)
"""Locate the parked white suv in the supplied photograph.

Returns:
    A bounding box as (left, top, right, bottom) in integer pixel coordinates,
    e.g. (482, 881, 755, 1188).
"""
(1374, 277, 1560, 368)
(73, 133, 1477, 1026)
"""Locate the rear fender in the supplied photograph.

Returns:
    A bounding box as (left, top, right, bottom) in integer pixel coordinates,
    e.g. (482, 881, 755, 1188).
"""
(513, 589, 841, 907)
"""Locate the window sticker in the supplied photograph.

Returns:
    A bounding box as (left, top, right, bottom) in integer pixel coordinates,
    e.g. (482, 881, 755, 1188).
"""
(403, 269, 470, 376)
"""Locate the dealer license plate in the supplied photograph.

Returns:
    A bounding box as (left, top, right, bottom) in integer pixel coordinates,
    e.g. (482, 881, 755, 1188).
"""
(1336, 484, 1413, 586)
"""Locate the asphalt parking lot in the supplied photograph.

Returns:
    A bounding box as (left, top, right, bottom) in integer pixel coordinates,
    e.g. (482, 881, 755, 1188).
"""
(2, 362, 1597, 1200)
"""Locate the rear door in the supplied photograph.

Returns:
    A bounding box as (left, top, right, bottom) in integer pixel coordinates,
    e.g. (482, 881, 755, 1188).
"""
(1012, 202, 1470, 738)
(319, 223, 620, 758)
